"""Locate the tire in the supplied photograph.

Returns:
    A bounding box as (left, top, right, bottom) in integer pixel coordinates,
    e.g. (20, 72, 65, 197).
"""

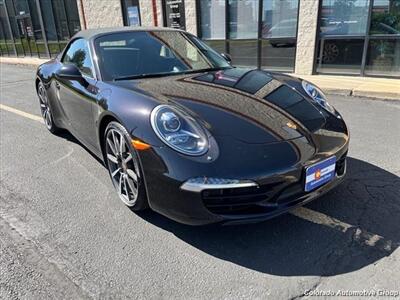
(37, 81, 59, 133)
(104, 121, 148, 211)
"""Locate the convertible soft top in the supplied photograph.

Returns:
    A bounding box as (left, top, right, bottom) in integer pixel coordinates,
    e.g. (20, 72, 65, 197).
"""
(74, 26, 184, 40)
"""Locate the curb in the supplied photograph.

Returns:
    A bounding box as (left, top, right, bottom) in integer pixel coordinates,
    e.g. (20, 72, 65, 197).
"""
(323, 88, 400, 101)
(323, 88, 352, 97)
(352, 90, 400, 101)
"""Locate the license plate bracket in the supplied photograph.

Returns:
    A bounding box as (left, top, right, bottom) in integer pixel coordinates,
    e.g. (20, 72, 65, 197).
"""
(305, 156, 336, 192)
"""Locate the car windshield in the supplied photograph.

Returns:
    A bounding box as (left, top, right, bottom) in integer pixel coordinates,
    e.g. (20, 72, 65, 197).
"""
(94, 30, 231, 81)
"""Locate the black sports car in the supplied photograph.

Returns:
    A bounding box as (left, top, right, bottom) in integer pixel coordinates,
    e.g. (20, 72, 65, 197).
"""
(36, 27, 349, 225)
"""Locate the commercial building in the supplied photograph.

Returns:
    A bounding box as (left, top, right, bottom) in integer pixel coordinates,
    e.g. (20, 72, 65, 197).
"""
(1, 0, 399, 77)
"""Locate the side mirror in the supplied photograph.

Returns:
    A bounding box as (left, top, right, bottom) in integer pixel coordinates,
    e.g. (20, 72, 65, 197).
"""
(220, 53, 232, 63)
(56, 64, 83, 81)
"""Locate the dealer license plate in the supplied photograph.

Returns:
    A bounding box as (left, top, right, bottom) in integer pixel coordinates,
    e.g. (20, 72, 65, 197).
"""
(305, 156, 336, 192)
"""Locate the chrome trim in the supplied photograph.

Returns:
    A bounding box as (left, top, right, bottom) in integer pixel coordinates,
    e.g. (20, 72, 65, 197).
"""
(180, 180, 258, 193)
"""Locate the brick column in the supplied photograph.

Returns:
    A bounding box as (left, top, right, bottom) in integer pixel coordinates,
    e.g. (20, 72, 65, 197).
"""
(76, 0, 86, 29)
(295, 0, 320, 75)
(184, 0, 197, 35)
(79, 0, 123, 29)
(139, 0, 154, 26)
(156, 0, 164, 26)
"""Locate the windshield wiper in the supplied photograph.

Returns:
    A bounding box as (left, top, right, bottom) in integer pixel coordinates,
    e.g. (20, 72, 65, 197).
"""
(113, 67, 232, 81)
(113, 72, 179, 81)
(180, 66, 233, 75)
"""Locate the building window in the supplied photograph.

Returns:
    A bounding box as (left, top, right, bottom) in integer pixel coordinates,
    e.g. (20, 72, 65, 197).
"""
(226, 0, 258, 66)
(121, 0, 141, 27)
(5, 0, 24, 56)
(366, 38, 400, 76)
(260, 0, 298, 71)
(228, 0, 259, 39)
(65, 0, 81, 36)
(199, 0, 225, 39)
(370, 0, 400, 35)
(0, 0, 80, 58)
(319, 0, 370, 36)
(317, 38, 364, 75)
(261, 39, 296, 71)
(367, 1, 400, 76)
(198, 0, 226, 63)
(228, 39, 258, 67)
(261, 0, 298, 38)
(317, 0, 399, 77)
(198, 0, 299, 71)
(0, 1, 14, 56)
(40, 0, 81, 57)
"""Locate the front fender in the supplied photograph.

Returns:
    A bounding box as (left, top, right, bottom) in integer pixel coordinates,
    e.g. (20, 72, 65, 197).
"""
(94, 81, 165, 150)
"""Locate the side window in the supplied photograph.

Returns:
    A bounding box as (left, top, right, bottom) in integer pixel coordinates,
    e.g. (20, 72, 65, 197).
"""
(62, 39, 94, 78)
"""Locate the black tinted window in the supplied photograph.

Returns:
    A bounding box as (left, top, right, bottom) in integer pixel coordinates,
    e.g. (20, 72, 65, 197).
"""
(62, 38, 94, 77)
(94, 31, 230, 81)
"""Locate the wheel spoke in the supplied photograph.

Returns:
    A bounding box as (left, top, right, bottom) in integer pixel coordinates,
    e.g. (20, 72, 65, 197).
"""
(125, 175, 137, 197)
(41, 90, 47, 104)
(111, 168, 121, 178)
(38, 88, 44, 102)
(107, 154, 118, 164)
(127, 169, 138, 183)
(124, 153, 132, 163)
(119, 174, 123, 195)
(112, 131, 120, 155)
(45, 110, 51, 125)
(107, 137, 117, 156)
(119, 134, 125, 154)
(123, 175, 130, 196)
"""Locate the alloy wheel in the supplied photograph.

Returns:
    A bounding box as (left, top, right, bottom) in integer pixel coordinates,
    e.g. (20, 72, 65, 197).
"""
(105, 128, 140, 206)
(37, 82, 53, 130)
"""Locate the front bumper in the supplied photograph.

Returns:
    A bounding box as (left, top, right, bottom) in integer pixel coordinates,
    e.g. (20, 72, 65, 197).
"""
(138, 142, 348, 225)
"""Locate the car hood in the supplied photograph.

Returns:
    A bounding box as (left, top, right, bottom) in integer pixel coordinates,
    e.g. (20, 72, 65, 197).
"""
(112, 68, 326, 144)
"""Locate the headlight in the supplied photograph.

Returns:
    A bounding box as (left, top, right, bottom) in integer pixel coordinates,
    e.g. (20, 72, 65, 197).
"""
(302, 81, 335, 114)
(150, 105, 209, 156)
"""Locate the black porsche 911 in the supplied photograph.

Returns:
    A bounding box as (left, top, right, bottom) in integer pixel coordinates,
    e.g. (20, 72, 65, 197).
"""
(35, 27, 349, 225)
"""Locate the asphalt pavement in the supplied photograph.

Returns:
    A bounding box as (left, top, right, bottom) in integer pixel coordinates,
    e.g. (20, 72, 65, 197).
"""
(1, 63, 400, 299)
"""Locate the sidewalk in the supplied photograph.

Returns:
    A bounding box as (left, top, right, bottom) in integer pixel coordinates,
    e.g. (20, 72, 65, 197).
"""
(1, 56, 48, 67)
(1, 56, 399, 100)
(297, 74, 400, 101)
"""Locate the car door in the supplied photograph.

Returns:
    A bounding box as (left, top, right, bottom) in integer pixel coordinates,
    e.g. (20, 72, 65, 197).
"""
(56, 38, 98, 147)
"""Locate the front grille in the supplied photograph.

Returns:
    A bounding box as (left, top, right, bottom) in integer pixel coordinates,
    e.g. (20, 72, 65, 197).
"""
(202, 182, 283, 215)
(202, 152, 348, 216)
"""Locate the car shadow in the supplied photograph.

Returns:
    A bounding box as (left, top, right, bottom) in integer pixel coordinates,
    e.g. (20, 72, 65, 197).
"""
(54, 130, 105, 165)
(137, 157, 400, 276)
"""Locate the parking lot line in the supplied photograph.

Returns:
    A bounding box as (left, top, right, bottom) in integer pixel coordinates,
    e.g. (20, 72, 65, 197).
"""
(290, 207, 353, 233)
(0, 103, 43, 123)
(0, 103, 396, 253)
(291, 207, 395, 252)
